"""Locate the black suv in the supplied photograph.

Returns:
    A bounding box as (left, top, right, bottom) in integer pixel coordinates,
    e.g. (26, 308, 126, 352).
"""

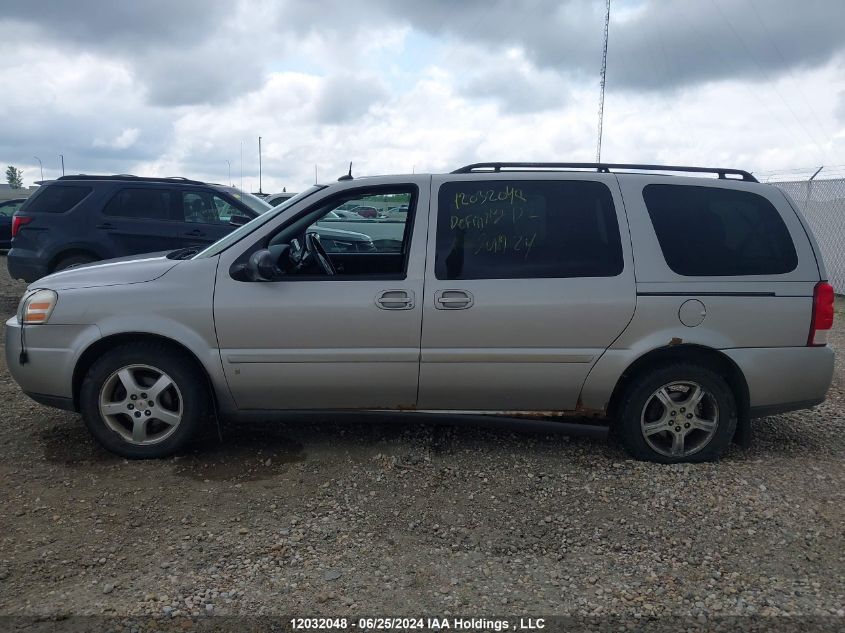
(7, 175, 268, 282)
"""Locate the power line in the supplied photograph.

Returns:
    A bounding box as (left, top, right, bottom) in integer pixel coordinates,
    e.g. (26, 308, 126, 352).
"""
(670, 3, 817, 156)
(707, 0, 834, 164)
(746, 0, 833, 142)
(596, 0, 610, 163)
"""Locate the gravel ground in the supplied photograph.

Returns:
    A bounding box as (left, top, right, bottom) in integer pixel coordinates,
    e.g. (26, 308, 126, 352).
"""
(0, 260, 842, 624)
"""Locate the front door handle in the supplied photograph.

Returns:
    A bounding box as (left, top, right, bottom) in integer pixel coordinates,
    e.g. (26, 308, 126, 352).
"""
(376, 289, 415, 310)
(96, 223, 114, 230)
(434, 289, 474, 310)
(183, 229, 204, 237)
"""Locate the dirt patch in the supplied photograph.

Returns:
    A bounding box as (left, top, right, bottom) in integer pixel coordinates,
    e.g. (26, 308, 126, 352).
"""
(0, 256, 842, 620)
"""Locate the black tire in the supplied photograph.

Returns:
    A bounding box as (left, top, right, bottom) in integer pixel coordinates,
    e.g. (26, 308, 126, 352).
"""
(53, 253, 98, 272)
(617, 363, 737, 464)
(79, 342, 210, 458)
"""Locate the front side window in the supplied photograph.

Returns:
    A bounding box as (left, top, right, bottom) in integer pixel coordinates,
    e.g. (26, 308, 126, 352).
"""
(182, 191, 241, 224)
(435, 180, 623, 280)
(310, 192, 412, 253)
(263, 186, 417, 277)
(643, 184, 797, 276)
(24, 184, 92, 214)
(104, 188, 171, 220)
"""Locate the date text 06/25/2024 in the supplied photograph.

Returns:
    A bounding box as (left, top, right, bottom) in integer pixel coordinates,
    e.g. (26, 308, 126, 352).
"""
(290, 617, 546, 631)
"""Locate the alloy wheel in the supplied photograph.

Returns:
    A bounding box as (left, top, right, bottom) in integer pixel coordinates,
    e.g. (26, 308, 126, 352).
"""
(640, 380, 719, 458)
(98, 364, 183, 445)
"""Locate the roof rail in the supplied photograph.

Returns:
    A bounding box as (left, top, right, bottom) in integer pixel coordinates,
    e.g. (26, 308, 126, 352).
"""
(450, 162, 758, 182)
(55, 174, 208, 186)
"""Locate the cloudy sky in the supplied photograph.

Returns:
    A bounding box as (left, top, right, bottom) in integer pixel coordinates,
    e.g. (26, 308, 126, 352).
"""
(1, 0, 844, 191)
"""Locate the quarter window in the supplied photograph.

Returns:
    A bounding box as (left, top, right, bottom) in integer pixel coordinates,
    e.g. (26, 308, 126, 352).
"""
(25, 185, 92, 214)
(435, 180, 623, 280)
(104, 188, 171, 220)
(642, 184, 797, 276)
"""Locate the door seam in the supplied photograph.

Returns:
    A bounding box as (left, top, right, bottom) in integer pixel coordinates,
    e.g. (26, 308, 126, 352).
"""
(414, 176, 433, 406)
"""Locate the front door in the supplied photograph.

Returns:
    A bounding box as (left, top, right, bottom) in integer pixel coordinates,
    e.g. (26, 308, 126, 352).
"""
(213, 178, 430, 410)
(418, 174, 636, 411)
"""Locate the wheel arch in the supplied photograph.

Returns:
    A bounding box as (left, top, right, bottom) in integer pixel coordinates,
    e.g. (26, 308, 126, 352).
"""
(48, 247, 102, 273)
(72, 332, 218, 413)
(606, 344, 751, 446)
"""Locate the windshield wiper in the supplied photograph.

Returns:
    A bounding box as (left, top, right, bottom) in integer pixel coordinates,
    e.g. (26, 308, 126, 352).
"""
(167, 246, 201, 260)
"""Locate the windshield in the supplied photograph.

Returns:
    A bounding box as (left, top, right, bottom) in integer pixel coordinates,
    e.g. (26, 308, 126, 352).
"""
(218, 186, 272, 214)
(193, 185, 326, 259)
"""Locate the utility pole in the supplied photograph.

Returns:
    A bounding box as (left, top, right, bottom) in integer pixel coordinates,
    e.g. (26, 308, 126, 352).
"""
(258, 136, 263, 194)
(59, 154, 65, 176)
(226, 159, 231, 185)
(596, 0, 611, 163)
(33, 156, 43, 181)
(240, 141, 243, 191)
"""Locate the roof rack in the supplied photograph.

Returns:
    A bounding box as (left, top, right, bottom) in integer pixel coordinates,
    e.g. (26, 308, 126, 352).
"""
(450, 162, 758, 182)
(55, 174, 208, 186)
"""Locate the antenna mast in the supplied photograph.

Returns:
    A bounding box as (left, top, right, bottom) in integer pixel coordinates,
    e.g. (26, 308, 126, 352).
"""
(596, 0, 611, 163)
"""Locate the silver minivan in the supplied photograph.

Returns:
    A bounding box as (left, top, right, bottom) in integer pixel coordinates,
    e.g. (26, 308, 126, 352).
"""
(5, 163, 835, 463)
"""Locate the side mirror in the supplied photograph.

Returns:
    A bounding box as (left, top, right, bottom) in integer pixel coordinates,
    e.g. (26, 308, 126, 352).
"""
(229, 214, 251, 227)
(245, 248, 286, 281)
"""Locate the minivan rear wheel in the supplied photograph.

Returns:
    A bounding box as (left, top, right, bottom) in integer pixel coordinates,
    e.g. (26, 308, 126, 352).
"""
(79, 342, 210, 458)
(617, 363, 737, 463)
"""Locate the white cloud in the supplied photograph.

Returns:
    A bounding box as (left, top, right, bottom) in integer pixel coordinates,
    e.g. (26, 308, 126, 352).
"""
(94, 128, 140, 150)
(0, 0, 843, 190)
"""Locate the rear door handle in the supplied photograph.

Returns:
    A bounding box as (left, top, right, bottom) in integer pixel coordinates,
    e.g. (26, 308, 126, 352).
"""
(434, 289, 474, 310)
(376, 289, 415, 310)
(96, 223, 114, 230)
(183, 229, 204, 237)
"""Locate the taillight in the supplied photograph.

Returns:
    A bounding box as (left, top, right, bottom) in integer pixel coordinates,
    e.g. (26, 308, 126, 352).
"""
(11, 215, 32, 238)
(808, 281, 834, 346)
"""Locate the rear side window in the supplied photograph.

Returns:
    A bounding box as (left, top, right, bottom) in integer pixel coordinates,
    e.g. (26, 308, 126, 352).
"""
(104, 188, 172, 220)
(435, 180, 623, 280)
(23, 184, 92, 213)
(643, 184, 797, 276)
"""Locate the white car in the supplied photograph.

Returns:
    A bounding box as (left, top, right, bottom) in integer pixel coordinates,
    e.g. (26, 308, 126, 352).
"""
(266, 192, 297, 207)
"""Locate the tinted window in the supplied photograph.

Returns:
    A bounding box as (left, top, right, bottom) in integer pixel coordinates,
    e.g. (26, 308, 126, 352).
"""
(24, 185, 92, 213)
(104, 188, 172, 220)
(643, 184, 797, 276)
(435, 180, 623, 280)
(181, 191, 241, 224)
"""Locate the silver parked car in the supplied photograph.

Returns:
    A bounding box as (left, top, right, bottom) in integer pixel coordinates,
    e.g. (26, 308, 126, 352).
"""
(5, 162, 835, 463)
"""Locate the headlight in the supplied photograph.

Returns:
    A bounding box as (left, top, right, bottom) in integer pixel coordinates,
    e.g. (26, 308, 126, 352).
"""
(17, 289, 58, 324)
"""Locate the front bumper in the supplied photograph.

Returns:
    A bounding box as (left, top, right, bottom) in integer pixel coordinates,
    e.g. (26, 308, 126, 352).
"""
(5, 318, 101, 411)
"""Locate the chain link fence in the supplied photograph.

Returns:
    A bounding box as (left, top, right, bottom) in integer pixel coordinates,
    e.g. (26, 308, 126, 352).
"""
(775, 178, 845, 294)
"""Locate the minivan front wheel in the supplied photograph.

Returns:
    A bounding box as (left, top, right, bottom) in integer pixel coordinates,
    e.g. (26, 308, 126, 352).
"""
(79, 343, 209, 458)
(617, 363, 737, 463)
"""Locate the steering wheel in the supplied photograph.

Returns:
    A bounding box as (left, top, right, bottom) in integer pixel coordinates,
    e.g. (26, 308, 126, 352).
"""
(304, 232, 336, 275)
